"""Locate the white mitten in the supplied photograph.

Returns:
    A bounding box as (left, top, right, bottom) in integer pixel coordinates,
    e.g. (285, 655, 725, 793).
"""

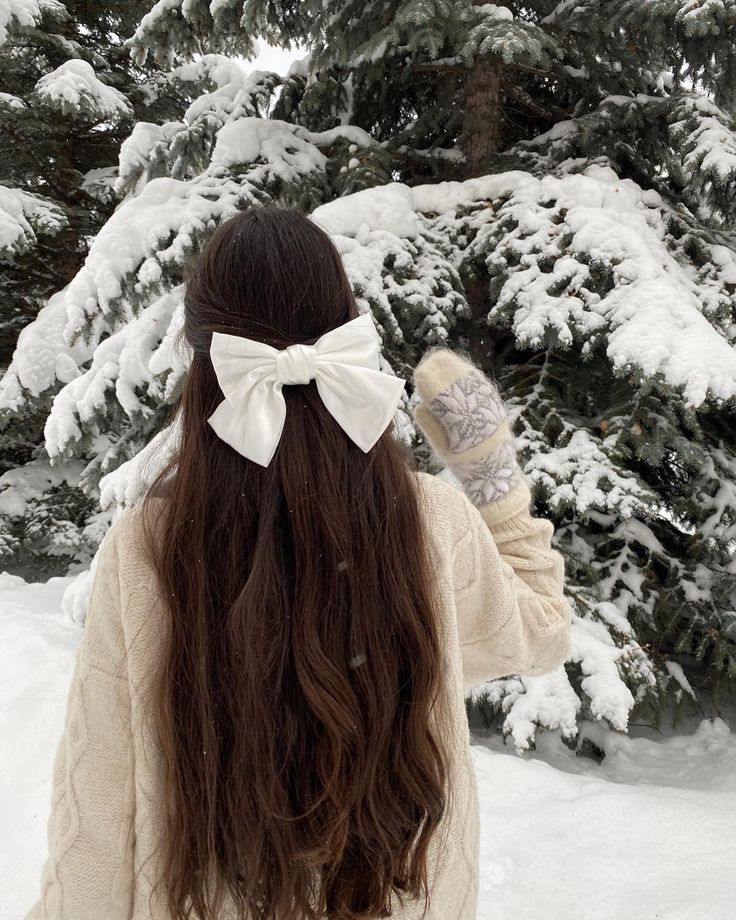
(412, 348, 525, 508)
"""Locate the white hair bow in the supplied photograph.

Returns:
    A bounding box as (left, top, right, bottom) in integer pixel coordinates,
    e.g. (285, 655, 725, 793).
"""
(207, 312, 406, 466)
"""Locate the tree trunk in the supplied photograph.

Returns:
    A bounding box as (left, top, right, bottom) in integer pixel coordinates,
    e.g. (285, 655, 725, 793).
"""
(462, 53, 502, 178)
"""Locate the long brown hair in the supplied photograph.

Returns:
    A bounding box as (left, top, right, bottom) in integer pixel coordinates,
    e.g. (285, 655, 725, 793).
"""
(139, 206, 449, 920)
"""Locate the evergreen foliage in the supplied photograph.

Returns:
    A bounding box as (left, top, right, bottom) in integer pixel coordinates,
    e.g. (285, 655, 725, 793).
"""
(3, 0, 736, 749)
(0, 0, 182, 363)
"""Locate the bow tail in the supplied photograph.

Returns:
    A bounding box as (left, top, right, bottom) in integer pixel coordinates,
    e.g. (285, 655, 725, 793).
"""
(207, 382, 287, 467)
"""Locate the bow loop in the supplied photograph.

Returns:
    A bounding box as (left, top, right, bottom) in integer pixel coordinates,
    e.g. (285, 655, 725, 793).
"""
(207, 312, 406, 466)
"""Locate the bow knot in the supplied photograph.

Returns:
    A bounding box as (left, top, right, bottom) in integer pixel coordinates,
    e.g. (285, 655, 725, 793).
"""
(207, 312, 406, 466)
(276, 343, 317, 385)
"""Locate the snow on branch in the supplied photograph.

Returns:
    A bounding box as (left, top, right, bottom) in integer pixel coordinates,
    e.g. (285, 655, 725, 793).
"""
(35, 59, 133, 122)
(15, 121, 334, 457)
(115, 70, 283, 198)
(0, 290, 86, 414)
(670, 93, 736, 218)
(639, 0, 736, 37)
(332, 169, 736, 407)
(461, 5, 561, 67)
(0, 0, 42, 45)
(0, 184, 67, 260)
(43, 289, 182, 460)
(125, 0, 257, 68)
(458, 172, 734, 404)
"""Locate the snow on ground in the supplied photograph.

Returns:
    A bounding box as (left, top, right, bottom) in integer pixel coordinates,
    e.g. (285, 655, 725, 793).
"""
(3, 577, 735, 920)
(1, 573, 83, 920)
(474, 724, 735, 919)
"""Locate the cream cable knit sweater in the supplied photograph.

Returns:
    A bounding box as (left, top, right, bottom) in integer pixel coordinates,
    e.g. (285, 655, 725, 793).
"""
(24, 470, 572, 920)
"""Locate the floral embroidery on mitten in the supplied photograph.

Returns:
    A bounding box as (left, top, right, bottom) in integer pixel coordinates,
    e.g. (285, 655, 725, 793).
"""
(451, 441, 521, 506)
(428, 371, 507, 454)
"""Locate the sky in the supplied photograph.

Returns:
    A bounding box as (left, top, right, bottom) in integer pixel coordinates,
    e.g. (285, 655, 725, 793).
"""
(237, 39, 303, 77)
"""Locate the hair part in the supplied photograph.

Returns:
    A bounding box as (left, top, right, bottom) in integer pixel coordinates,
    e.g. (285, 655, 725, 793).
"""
(138, 206, 450, 920)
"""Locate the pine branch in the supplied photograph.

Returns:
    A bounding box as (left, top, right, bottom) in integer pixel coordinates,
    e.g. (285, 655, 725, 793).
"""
(502, 80, 555, 121)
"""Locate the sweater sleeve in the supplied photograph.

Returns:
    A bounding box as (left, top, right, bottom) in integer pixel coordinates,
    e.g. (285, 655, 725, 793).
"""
(24, 518, 136, 920)
(451, 476, 572, 689)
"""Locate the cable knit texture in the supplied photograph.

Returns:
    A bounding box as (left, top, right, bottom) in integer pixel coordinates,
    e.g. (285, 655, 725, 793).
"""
(24, 467, 572, 920)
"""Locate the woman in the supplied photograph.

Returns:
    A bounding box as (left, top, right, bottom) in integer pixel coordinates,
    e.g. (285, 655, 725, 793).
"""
(25, 207, 572, 920)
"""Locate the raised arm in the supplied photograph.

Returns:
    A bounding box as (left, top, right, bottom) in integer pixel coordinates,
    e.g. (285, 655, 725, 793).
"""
(412, 348, 572, 688)
(24, 517, 136, 920)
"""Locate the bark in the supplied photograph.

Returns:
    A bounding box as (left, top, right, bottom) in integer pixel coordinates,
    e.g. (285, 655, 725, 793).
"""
(461, 53, 503, 179)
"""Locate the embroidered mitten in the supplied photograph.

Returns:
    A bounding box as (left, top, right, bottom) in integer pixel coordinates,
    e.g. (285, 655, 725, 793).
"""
(412, 347, 526, 509)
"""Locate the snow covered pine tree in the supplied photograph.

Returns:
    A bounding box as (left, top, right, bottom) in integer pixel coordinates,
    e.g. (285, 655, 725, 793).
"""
(0, 0, 185, 570)
(2, 0, 736, 751)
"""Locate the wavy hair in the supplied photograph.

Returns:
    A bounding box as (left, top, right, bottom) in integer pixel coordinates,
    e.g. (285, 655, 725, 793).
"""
(138, 206, 449, 920)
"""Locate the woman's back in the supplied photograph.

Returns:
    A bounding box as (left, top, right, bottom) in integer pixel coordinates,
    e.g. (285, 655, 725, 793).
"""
(24, 208, 571, 920)
(24, 465, 569, 920)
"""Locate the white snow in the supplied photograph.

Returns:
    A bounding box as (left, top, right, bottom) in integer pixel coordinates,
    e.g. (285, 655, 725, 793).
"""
(0, 91, 25, 110)
(664, 660, 697, 700)
(37, 119, 343, 458)
(0, 289, 85, 414)
(0, 184, 66, 256)
(42, 288, 181, 455)
(474, 3, 514, 22)
(313, 183, 420, 238)
(10, 148, 736, 469)
(321, 170, 736, 407)
(126, 0, 184, 66)
(175, 65, 278, 130)
(0, 0, 40, 45)
(475, 719, 736, 920)
(0, 456, 84, 520)
(35, 59, 133, 122)
(3, 578, 735, 920)
(97, 419, 180, 512)
(174, 53, 247, 89)
(286, 54, 310, 79)
(211, 118, 375, 172)
(80, 166, 118, 203)
(296, 124, 375, 149)
(673, 93, 736, 186)
(211, 117, 327, 171)
(520, 425, 652, 517)
(115, 120, 184, 198)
